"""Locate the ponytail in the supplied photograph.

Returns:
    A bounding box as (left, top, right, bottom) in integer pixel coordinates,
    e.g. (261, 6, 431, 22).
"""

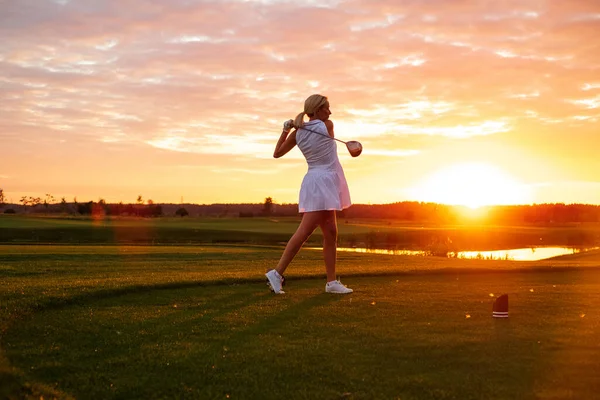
(293, 112, 306, 129)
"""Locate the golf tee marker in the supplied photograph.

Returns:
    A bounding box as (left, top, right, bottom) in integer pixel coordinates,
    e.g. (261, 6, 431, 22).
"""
(493, 294, 509, 318)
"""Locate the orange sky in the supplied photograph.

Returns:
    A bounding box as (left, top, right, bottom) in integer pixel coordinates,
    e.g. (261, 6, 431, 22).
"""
(1, 0, 599, 207)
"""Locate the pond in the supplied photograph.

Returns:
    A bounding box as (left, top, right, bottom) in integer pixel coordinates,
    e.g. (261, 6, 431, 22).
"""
(312, 246, 600, 261)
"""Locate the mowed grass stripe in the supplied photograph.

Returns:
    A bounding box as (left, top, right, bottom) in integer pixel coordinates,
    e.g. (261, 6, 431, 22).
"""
(2, 245, 600, 328)
(3, 215, 600, 250)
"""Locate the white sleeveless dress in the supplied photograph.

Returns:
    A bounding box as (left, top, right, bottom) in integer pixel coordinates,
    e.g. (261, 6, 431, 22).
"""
(296, 120, 352, 213)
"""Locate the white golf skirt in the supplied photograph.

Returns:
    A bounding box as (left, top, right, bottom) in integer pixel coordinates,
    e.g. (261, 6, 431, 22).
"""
(298, 167, 351, 213)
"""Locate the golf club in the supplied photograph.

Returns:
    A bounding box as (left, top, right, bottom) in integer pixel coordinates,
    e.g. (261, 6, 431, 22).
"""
(287, 121, 363, 157)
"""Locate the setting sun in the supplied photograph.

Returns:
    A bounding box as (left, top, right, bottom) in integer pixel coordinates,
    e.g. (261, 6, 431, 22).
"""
(407, 163, 532, 208)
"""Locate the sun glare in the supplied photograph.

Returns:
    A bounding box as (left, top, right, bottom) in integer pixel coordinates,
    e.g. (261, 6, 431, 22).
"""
(407, 162, 532, 208)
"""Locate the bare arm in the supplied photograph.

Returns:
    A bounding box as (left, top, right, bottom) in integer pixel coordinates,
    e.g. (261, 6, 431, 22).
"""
(273, 129, 297, 158)
(324, 120, 334, 138)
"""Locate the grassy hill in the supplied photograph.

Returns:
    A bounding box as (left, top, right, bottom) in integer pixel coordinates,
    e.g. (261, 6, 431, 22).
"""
(1, 214, 599, 251)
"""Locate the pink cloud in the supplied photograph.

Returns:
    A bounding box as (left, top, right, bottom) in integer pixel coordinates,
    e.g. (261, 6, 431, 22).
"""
(1, 0, 599, 203)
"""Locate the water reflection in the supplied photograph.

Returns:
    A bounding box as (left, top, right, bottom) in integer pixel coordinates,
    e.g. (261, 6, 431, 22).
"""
(311, 246, 599, 261)
(456, 247, 598, 261)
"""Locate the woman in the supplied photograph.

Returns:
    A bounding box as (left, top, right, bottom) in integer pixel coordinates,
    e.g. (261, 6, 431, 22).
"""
(266, 94, 353, 294)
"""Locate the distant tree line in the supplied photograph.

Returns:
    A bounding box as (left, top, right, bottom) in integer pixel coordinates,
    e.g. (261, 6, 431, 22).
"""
(75, 201, 163, 218)
(0, 192, 163, 217)
(341, 202, 600, 224)
(1, 189, 599, 224)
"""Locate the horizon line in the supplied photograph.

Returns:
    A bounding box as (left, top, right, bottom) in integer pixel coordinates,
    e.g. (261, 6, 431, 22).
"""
(3, 201, 600, 208)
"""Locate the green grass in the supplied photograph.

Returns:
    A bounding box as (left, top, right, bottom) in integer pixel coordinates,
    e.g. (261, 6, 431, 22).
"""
(2, 245, 600, 399)
(2, 214, 600, 250)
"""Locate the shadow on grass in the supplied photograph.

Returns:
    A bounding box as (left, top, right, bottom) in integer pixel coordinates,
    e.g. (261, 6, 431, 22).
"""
(17, 264, 600, 317)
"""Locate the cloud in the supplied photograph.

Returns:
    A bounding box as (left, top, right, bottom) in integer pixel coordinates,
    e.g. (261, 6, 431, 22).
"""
(1, 0, 599, 202)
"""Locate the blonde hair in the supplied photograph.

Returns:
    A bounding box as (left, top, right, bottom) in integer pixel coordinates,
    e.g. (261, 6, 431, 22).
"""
(293, 94, 328, 129)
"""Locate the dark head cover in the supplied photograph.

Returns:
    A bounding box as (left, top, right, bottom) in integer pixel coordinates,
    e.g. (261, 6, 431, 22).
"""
(493, 294, 509, 318)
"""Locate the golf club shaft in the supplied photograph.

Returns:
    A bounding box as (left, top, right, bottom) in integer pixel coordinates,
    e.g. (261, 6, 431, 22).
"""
(297, 125, 347, 144)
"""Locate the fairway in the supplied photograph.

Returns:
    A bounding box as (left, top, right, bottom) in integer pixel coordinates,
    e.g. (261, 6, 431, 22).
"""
(1, 245, 600, 399)
(2, 215, 599, 251)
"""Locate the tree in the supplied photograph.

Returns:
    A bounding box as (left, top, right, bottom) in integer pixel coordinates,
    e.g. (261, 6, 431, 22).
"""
(263, 197, 273, 215)
(44, 193, 55, 210)
(77, 201, 93, 215)
(175, 207, 189, 217)
(60, 197, 69, 213)
(0, 188, 5, 206)
(137, 195, 143, 205)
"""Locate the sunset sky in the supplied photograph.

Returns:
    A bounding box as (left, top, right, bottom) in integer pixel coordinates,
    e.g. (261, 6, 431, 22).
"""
(1, 0, 599, 207)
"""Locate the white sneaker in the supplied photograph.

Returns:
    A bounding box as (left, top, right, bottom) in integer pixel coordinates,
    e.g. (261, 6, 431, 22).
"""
(325, 280, 353, 294)
(266, 269, 285, 294)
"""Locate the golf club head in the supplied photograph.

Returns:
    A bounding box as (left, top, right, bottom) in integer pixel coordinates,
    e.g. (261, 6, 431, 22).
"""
(346, 141, 362, 157)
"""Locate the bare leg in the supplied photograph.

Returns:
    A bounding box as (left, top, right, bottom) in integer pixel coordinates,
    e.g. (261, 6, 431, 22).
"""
(319, 211, 338, 282)
(274, 211, 324, 275)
